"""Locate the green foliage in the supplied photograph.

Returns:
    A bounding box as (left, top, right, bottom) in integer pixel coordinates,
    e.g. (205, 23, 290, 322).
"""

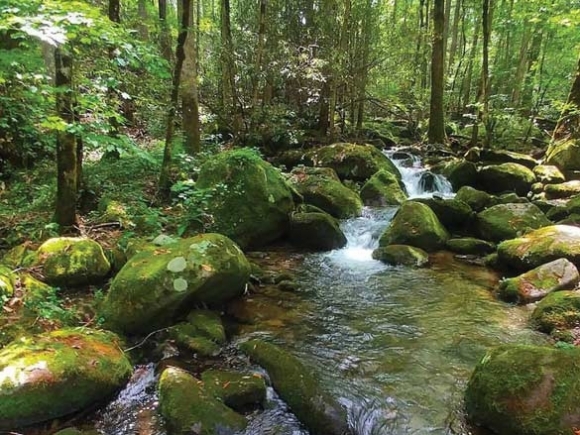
(24, 285, 77, 325)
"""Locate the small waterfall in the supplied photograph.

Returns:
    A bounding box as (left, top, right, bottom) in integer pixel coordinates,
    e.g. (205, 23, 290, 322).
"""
(387, 150, 453, 198)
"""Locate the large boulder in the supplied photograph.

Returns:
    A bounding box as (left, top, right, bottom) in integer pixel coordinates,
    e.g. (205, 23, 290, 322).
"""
(545, 139, 580, 171)
(465, 345, 580, 435)
(308, 143, 401, 181)
(497, 225, 580, 271)
(533, 165, 565, 184)
(290, 168, 362, 218)
(240, 339, 348, 435)
(475, 203, 550, 242)
(201, 369, 267, 411)
(414, 197, 473, 231)
(544, 180, 580, 199)
(288, 212, 347, 251)
(31, 237, 110, 287)
(497, 258, 579, 304)
(378, 201, 449, 252)
(531, 290, 580, 334)
(478, 163, 537, 196)
(360, 169, 407, 206)
(158, 366, 247, 435)
(478, 148, 538, 168)
(0, 328, 132, 429)
(455, 186, 496, 212)
(195, 149, 295, 249)
(101, 233, 250, 334)
(372, 245, 429, 267)
(439, 159, 478, 190)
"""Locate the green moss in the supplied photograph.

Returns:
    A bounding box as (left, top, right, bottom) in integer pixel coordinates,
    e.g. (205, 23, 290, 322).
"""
(167, 323, 221, 356)
(546, 139, 580, 171)
(414, 197, 473, 231)
(240, 339, 348, 435)
(1, 244, 35, 268)
(478, 163, 537, 196)
(0, 328, 132, 429)
(0, 265, 16, 307)
(289, 212, 347, 251)
(372, 245, 429, 267)
(545, 180, 580, 199)
(476, 203, 550, 243)
(360, 169, 407, 206)
(378, 201, 449, 252)
(533, 165, 565, 184)
(455, 186, 496, 212)
(186, 310, 226, 343)
(32, 237, 111, 287)
(439, 159, 478, 191)
(158, 366, 247, 435)
(465, 344, 580, 435)
(201, 369, 267, 411)
(531, 291, 580, 333)
(195, 149, 295, 249)
(446, 238, 496, 255)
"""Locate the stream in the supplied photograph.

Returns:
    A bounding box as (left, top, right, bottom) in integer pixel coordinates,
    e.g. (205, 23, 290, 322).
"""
(91, 152, 546, 435)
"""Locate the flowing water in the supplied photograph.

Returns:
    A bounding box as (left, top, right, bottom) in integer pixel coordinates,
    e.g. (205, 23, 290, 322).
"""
(90, 155, 546, 435)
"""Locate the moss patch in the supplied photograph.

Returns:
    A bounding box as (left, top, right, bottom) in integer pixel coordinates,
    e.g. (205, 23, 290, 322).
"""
(372, 244, 429, 267)
(201, 369, 266, 411)
(476, 203, 550, 243)
(360, 169, 407, 206)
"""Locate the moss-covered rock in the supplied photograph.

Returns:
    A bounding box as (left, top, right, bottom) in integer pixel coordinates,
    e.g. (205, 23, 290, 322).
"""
(360, 169, 407, 206)
(479, 149, 538, 169)
(446, 238, 496, 255)
(0, 328, 132, 429)
(476, 203, 550, 242)
(201, 369, 267, 411)
(1, 243, 35, 268)
(544, 180, 580, 199)
(414, 197, 473, 231)
(372, 245, 429, 267)
(158, 366, 247, 435)
(378, 201, 449, 252)
(497, 225, 580, 271)
(101, 233, 250, 334)
(239, 339, 348, 435)
(305, 143, 401, 181)
(455, 186, 496, 212)
(290, 168, 363, 218)
(465, 344, 580, 435)
(195, 149, 295, 249)
(497, 258, 579, 304)
(32, 238, 110, 287)
(0, 265, 16, 309)
(166, 311, 225, 356)
(478, 163, 537, 196)
(288, 212, 347, 251)
(497, 193, 529, 204)
(186, 310, 226, 343)
(558, 213, 580, 226)
(439, 159, 478, 191)
(533, 165, 565, 184)
(530, 290, 580, 333)
(545, 139, 580, 171)
(97, 197, 133, 229)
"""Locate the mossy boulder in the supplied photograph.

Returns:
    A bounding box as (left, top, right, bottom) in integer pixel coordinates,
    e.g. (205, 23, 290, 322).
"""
(439, 159, 478, 190)
(372, 245, 429, 267)
(497, 192, 529, 204)
(378, 201, 449, 252)
(497, 258, 579, 304)
(240, 339, 348, 435)
(158, 366, 247, 435)
(546, 139, 580, 171)
(360, 169, 408, 206)
(288, 212, 347, 251)
(497, 225, 580, 272)
(455, 186, 496, 212)
(531, 290, 580, 333)
(0, 265, 16, 308)
(476, 203, 550, 243)
(1, 243, 35, 268)
(479, 149, 538, 169)
(544, 180, 580, 199)
(101, 233, 250, 334)
(166, 311, 226, 357)
(533, 165, 565, 184)
(290, 169, 363, 218)
(0, 328, 132, 429)
(201, 369, 267, 411)
(478, 163, 537, 196)
(306, 143, 401, 181)
(32, 238, 110, 287)
(195, 149, 295, 249)
(446, 238, 496, 256)
(414, 197, 473, 231)
(465, 344, 580, 435)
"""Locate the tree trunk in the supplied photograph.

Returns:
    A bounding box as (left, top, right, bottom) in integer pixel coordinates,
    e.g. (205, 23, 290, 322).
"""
(54, 48, 78, 228)
(159, 0, 173, 63)
(511, 26, 531, 107)
(138, 0, 149, 40)
(251, 0, 267, 109)
(428, 0, 446, 144)
(447, 0, 461, 73)
(481, 0, 493, 147)
(159, 0, 190, 195)
(221, 0, 240, 134)
(182, 0, 200, 155)
(553, 55, 580, 142)
(109, 0, 120, 23)
(461, 15, 479, 111)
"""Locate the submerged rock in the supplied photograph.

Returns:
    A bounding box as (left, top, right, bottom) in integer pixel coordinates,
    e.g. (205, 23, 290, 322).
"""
(530, 290, 580, 334)
(497, 258, 579, 304)
(360, 169, 408, 206)
(195, 149, 295, 249)
(372, 245, 429, 267)
(465, 345, 580, 435)
(497, 225, 580, 271)
(475, 203, 550, 243)
(158, 366, 247, 435)
(446, 238, 496, 256)
(101, 233, 250, 334)
(0, 328, 132, 429)
(240, 339, 348, 435)
(455, 186, 496, 212)
(478, 163, 537, 196)
(31, 237, 110, 287)
(288, 212, 347, 251)
(201, 369, 267, 411)
(378, 201, 449, 252)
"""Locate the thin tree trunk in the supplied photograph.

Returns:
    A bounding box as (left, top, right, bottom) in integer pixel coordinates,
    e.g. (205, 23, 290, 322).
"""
(138, 0, 149, 40)
(461, 14, 479, 111)
(511, 26, 531, 107)
(251, 0, 267, 109)
(221, 0, 239, 133)
(109, 0, 120, 23)
(182, 0, 201, 155)
(553, 55, 580, 142)
(481, 0, 493, 147)
(54, 48, 78, 228)
(447, 0, 461, 73)
(428, 0, 446, 144)
(159, 0, 173, 63)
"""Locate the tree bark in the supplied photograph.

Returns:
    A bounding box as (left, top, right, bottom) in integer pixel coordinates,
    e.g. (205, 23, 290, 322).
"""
(251, 0, 267, 109)
(182, 0, 201, 155)
(137, 0, 149, 40)
(553, 55, 580, 142)
(428, 0, 446, 144)
(109, 0, 121, 23)
(221, 0, 240, 134)
(159, 0, 173, 63)
(54, 48, 78, 228)
(447, 0, 461, 73)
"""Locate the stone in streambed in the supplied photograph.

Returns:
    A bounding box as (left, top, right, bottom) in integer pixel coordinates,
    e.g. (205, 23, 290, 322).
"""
(372, 245, 429, 267)
(446, 238, 496, 256)
(201, 369, 267, 411)
(530, 290, 580, 334)
(475, 203, 550, 243)
(288, 212, 347, 251)
(478, 163, 537, 196)
(360, 169, 407, 206)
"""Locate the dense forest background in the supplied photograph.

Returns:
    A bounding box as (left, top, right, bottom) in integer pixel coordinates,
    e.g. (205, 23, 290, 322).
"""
(1, 0, 580, 241)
